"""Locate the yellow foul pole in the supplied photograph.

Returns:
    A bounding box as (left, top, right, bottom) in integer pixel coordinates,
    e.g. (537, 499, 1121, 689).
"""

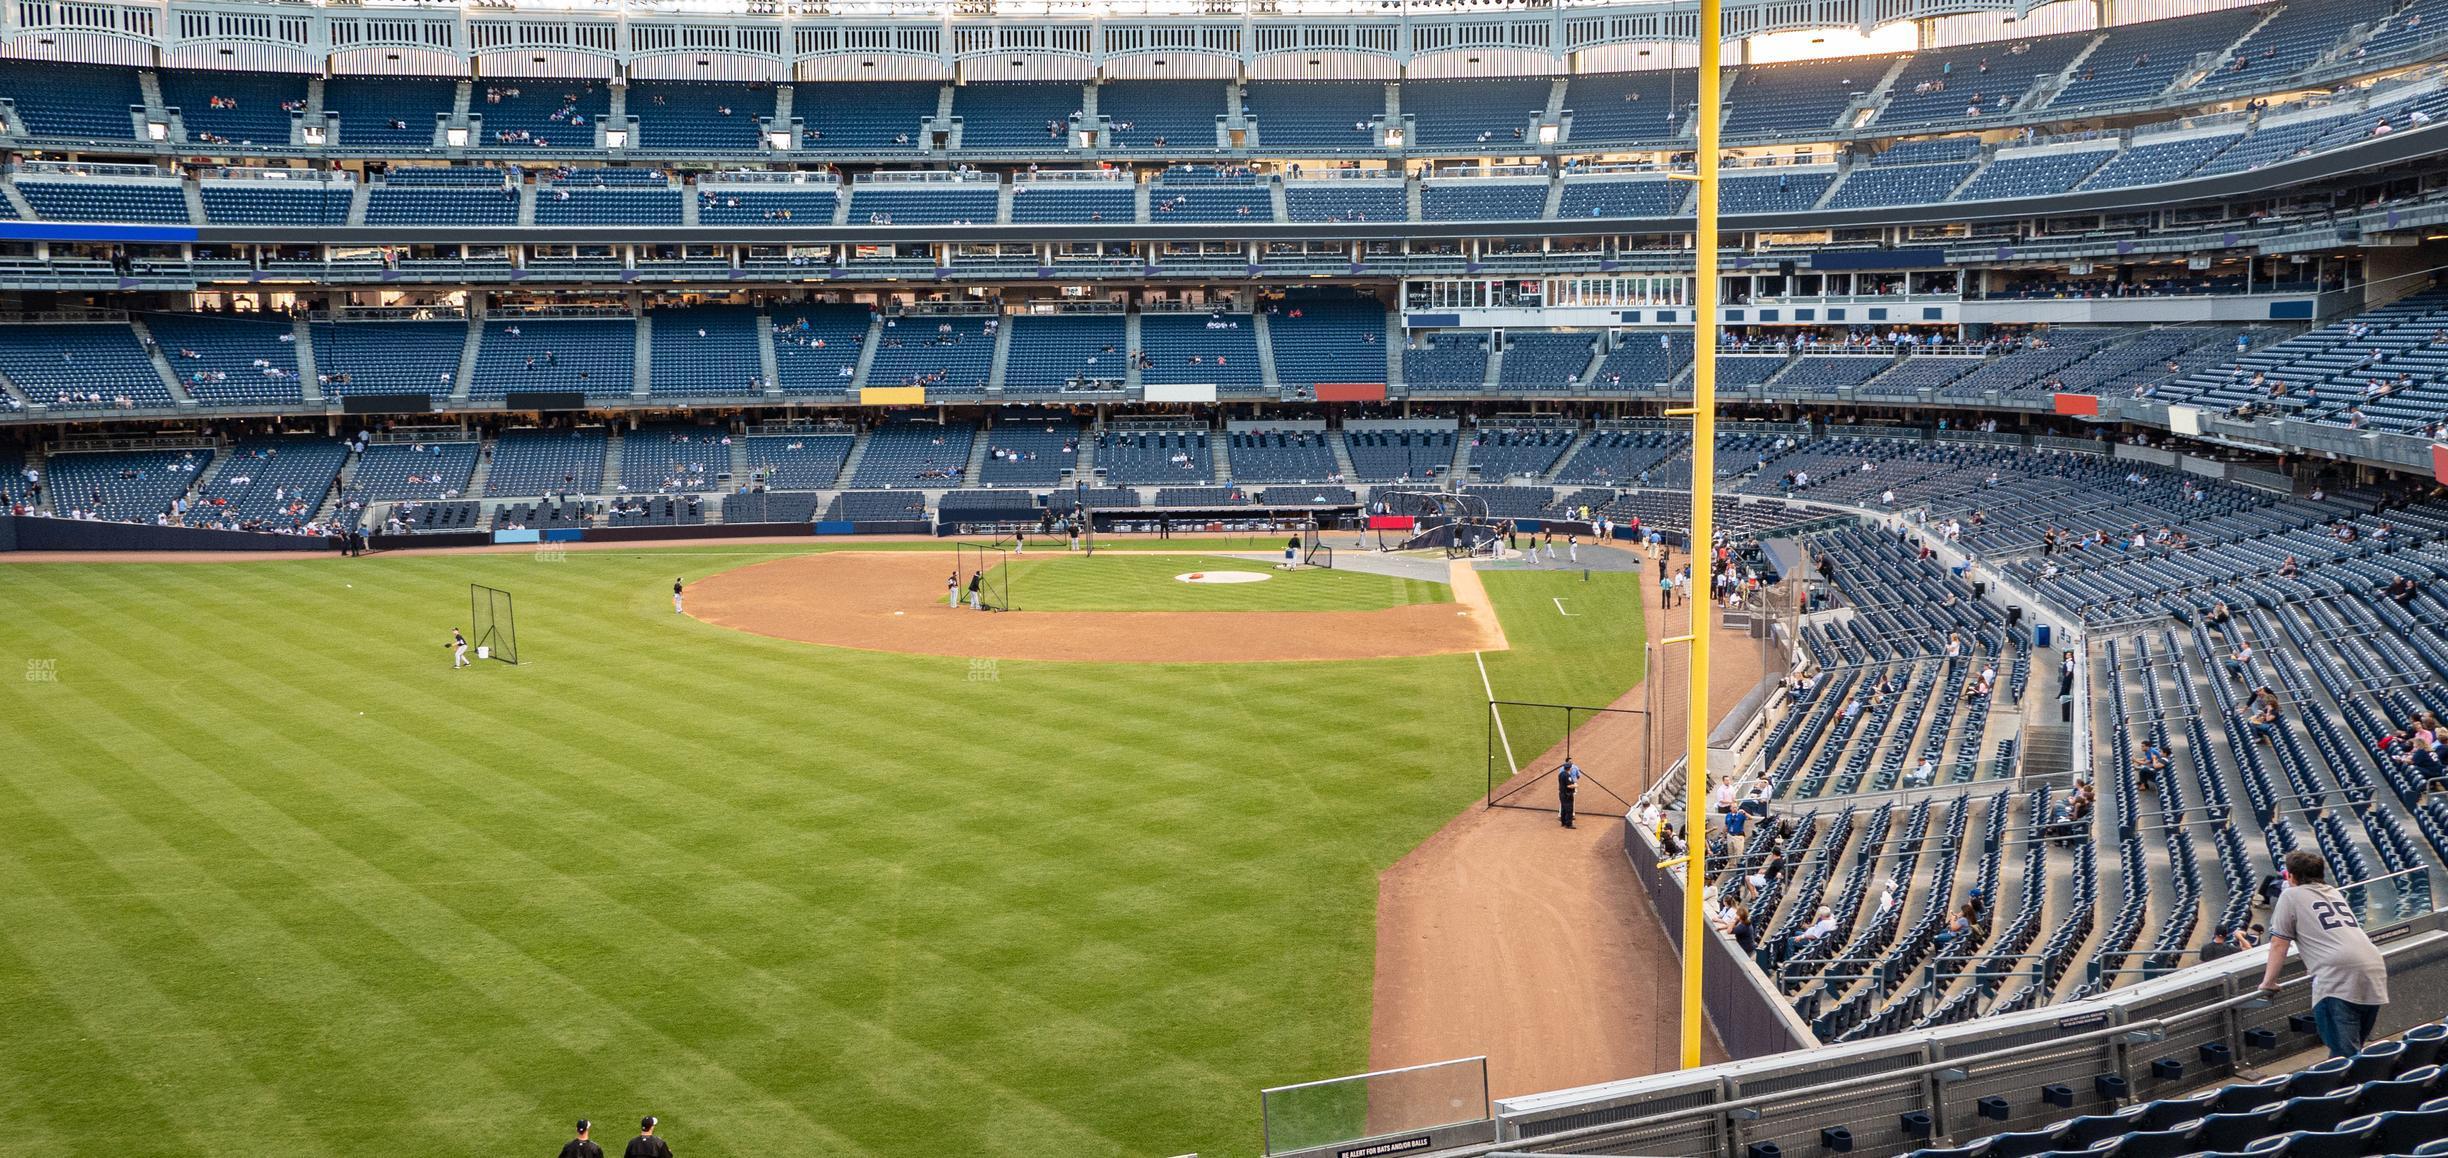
(1680, 0, 1725, 1072)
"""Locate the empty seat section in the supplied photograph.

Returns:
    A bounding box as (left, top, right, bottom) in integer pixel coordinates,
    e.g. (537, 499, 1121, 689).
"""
(1875, 34, 2090, 126)
(1097, 428, 1211, 484)
(846, 419, 976, 487)
(468, 319, 637, 400)
(308, 320, 468, 398)
(46, 448, 212, 519)
(349, 441, 479, 502)
(199, 183, 353, 225)
(2048, 7, 2268, 108)
(741, 433, 854, 490)
(1726, 58, 1893, 138)
(1722, 170, 1837, 213)
(192, 434, 347, 526)
(1245, 82, 1384, 152)
(0, 323, 175, 408)
(796, 81, 939, 149)
(1003, 313, 1128, 391)
(1825, 162, 1977, 209)
(1139, 312, 1264, 392)
(628, 81, 774, 151)
(648, 306, 763, 397)
(2191, 0, 2387, 93)
(1402, 77, 1553, 147)
(866, 316, 994, 392)
(157, 69, 305, 146)
(365, 168, 520, 225)
(535, 181, 683, 226)
(1226, 430, 1339, 482)
(1421, 181, 1546, 221)
(771, 305, 870, 394)
(2078, 133, 2238, 189)
(1284, 181, 1407, 223)
(1269, 293, 1387, 390)
(951, 82, 1081, 150)
(0, 62, 143, 140)
(1956, 149, 2113, 200)
(697, 184, 837, 224)
(1343, 428, 1456, 481)
(1009, 182, 1135, 223)
(978, 418, 1078, 486)
(483, 428, 608, 497)
(1561, 71, 1691, 146)
(1501, 331, 1598, 390)
(848, 183, 998, 225)
(1468, 428, 1577, 480)
(1096, 80, 1229, 150)
(146, 313, 304, 407)
(1404, 332, 1491, 392)
(474, 80, 609, 149)
(1149, 172, 1273, 222)
(620, 423, 728, 493)
(1557, 179, 1685, 218)
(324, 77, 456, 149)
(17, 180, 189, 224)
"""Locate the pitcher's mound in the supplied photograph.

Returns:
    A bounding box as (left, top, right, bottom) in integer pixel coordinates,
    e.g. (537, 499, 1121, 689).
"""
(1177, 570, 1271, 584)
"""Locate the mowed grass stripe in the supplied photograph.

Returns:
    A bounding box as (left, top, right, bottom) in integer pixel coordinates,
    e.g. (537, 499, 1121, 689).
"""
(10, 576, 903, 1158)
(0, 554, 1640, 1158)
(102, 572, 1151, 1155)
(23, 560, 1224, 1145)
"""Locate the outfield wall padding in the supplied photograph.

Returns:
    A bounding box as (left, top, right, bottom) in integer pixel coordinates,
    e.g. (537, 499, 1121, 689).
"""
(0, 516, 333, 553)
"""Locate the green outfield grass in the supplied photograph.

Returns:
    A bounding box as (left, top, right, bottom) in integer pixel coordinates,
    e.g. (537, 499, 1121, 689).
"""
(989, 552, 1452, 613)
(0, 549, 1642, 1158)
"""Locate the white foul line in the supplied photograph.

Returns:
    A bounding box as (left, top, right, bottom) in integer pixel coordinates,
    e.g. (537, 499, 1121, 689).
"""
(1477, 650, 1519, 779)
(1552, 597, 1578, 617)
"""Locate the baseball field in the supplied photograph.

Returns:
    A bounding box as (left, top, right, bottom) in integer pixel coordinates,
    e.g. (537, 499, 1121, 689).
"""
(0, 540, 1648, 1158)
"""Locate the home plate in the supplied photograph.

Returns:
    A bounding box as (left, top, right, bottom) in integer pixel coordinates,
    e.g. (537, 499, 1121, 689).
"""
(1177, 571, 1271, 584)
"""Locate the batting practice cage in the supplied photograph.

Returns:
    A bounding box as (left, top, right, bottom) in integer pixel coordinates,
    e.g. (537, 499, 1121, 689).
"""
(1373, 490, 1501, 557)
(956, 542, 1014, 611)
(469, 583, 520, 665)
(1484, 699, 1648, 816)
(1301, 520, 1333, 569)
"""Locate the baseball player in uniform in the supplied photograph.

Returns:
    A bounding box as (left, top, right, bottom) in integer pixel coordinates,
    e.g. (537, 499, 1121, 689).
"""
(450, 628, 470, 669)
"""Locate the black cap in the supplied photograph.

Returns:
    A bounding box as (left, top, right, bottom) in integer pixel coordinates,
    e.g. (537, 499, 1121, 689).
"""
(576, 1120, 591, 1134)
(642, 1116, 658, 1131)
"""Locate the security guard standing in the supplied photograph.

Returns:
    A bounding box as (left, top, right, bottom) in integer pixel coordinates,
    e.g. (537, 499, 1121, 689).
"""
(1557, 760, 1583, 829)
